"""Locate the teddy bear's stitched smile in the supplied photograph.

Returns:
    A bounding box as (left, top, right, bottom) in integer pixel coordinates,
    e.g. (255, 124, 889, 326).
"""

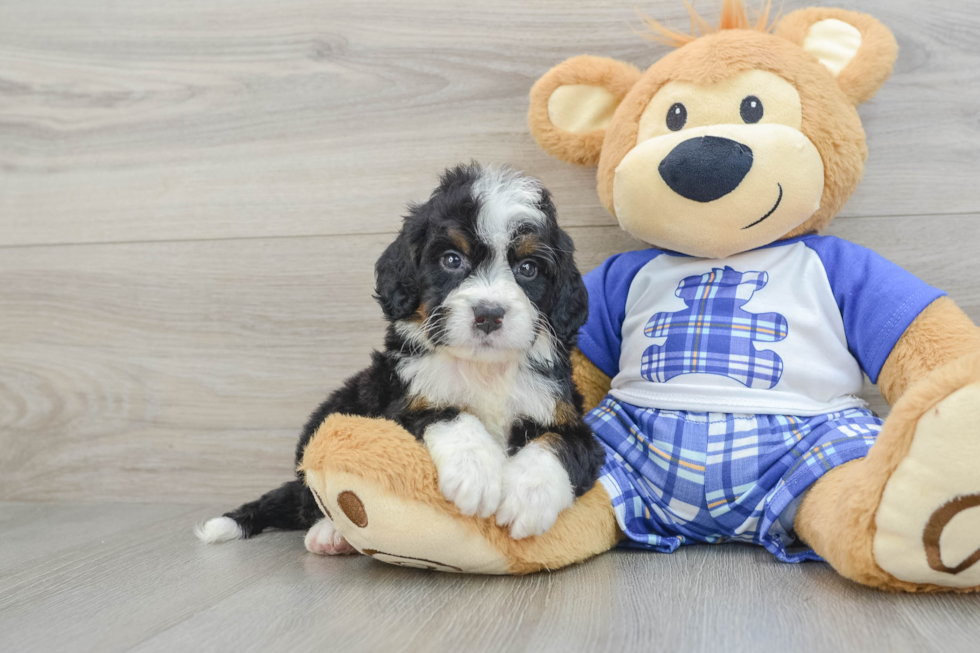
(743, 183, 783, 230)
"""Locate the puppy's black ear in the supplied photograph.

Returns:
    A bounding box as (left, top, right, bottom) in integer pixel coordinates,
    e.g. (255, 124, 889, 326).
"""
(542, 193, 589, 345)
(375, 209, 427, 321)
(549, 229, 589, 344)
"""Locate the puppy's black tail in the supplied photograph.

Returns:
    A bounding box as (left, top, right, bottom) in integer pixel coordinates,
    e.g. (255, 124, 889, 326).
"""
(195, 479, 323, 543)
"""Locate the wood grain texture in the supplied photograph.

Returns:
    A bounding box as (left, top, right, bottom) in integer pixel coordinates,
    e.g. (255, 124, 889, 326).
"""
(2, 0, 980, 247)
(2, 502, 979, 653)
(1, 217, 977, 503)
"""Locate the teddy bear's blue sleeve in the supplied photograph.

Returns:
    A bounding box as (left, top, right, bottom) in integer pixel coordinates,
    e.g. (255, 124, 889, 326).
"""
(578, 249, 664, 379)
(803, 236, 946, 383)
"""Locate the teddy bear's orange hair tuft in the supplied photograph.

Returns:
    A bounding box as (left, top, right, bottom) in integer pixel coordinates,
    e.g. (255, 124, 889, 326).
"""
(638, 0, 776, 48)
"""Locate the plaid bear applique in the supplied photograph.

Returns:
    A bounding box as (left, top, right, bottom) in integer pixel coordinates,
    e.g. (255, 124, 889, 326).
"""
(641, 266, 789, 389)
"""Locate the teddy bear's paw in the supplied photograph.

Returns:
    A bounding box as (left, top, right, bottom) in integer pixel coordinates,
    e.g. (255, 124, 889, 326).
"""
(424, 414, 505, 518)
(874, 382, 980, 589)
(496, 442, 575, 540)
(304, 517, 357, 556)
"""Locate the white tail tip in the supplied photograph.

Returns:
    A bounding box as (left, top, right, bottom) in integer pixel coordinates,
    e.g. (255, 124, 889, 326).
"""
(195, 516, 243, 543)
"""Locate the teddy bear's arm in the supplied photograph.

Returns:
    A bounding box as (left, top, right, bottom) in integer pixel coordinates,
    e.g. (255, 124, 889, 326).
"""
(877, 296, 980, 405)
(572, 348, 612, 412)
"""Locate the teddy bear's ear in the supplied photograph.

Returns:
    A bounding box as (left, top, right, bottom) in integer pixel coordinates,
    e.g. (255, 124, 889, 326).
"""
(774, 7, 898, 105)
(528, 56, 642, 166)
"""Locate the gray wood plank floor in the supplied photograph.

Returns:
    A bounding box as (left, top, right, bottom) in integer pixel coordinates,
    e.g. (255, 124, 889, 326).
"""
(3, 502, 980, 653)
(3, 0, 980, 650)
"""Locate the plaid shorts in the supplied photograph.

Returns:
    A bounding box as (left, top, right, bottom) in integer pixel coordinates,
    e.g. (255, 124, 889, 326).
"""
(586, 396, 882, 562)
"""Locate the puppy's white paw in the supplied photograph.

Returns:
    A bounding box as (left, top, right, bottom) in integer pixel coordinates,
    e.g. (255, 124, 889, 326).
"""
(305, 518, 357, 556)
(496, 442, 574, 539)
(195, 516, 243, 543)
(424, 414, 505, 518)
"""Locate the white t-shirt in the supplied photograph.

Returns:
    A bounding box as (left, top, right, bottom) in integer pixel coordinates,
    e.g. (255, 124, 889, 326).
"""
(578, 235, 944, 416)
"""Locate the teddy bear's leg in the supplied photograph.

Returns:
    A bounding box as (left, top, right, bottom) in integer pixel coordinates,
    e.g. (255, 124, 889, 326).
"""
(300, 414, 621, 574)
(795, 353, 980, 592)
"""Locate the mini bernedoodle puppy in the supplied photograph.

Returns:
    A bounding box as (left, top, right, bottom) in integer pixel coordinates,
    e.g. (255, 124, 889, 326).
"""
(197, 163, 604, 553)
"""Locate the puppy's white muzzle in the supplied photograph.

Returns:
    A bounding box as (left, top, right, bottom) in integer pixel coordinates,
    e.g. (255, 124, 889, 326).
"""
(442, 263, 537, 361)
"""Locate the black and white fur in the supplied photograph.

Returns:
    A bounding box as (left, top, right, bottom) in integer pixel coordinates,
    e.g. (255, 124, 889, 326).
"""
(196, 163, 603, 551)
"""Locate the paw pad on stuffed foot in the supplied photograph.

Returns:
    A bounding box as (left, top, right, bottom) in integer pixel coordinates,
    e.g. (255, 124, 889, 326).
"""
(874, 382, 980, 588)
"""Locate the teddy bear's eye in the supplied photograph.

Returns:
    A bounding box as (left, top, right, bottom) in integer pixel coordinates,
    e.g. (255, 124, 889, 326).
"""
(666, 102, 687, 131)
(740, 95, 764, 123)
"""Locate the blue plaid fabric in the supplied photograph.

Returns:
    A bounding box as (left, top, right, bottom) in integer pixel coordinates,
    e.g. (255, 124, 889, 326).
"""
(586, 396, 881, 562)
(642, 266, 788, 389)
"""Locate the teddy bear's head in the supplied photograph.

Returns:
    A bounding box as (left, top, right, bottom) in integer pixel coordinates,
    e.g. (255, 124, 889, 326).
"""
(529, 2, 897, 258)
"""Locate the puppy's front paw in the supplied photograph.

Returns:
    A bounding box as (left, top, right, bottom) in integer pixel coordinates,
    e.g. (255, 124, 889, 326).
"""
(305, 518, 357, 556)
(496, 442, 575, 539)
(424, 414, 505, 518)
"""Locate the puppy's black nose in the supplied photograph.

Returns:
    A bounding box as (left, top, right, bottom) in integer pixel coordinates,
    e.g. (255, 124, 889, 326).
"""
(473, 304, 505, 335)
(658, 136, 753, 203)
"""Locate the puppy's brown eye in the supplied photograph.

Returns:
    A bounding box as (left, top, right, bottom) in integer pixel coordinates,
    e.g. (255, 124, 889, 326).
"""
(516, 260, 538, 280)
(666, 103, 687, 131)
(740, 95, 763, 123)
(441, 251, 464, 271)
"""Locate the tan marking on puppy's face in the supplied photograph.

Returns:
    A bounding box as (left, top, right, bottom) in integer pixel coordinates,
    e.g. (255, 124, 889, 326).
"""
(447, 228, 471, 256)
(408, 395, 431, 412)
(514, 234, 541, 259)
(613, 69, 824, 258)
(411, 302, 430, 324)
(551, 400, 580, 426)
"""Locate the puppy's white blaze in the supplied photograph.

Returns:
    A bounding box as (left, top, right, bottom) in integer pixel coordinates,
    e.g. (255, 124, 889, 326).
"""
(195, 516, 243, 543)
(424, 413, 506, 517)
(496, 441, 575, 540)
(472, 165, 547, 253)
(441, 259, 538, 358)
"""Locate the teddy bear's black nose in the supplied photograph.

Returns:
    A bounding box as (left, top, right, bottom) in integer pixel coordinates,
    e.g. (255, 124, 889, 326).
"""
(659, 136, 753, 203)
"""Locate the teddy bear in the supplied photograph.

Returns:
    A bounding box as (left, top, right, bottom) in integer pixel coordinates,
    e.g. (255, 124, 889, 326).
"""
(301, 1, 980, 591)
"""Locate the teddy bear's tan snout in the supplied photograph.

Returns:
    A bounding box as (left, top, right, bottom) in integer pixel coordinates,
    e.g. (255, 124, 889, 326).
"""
(612, 122, 824, 259)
